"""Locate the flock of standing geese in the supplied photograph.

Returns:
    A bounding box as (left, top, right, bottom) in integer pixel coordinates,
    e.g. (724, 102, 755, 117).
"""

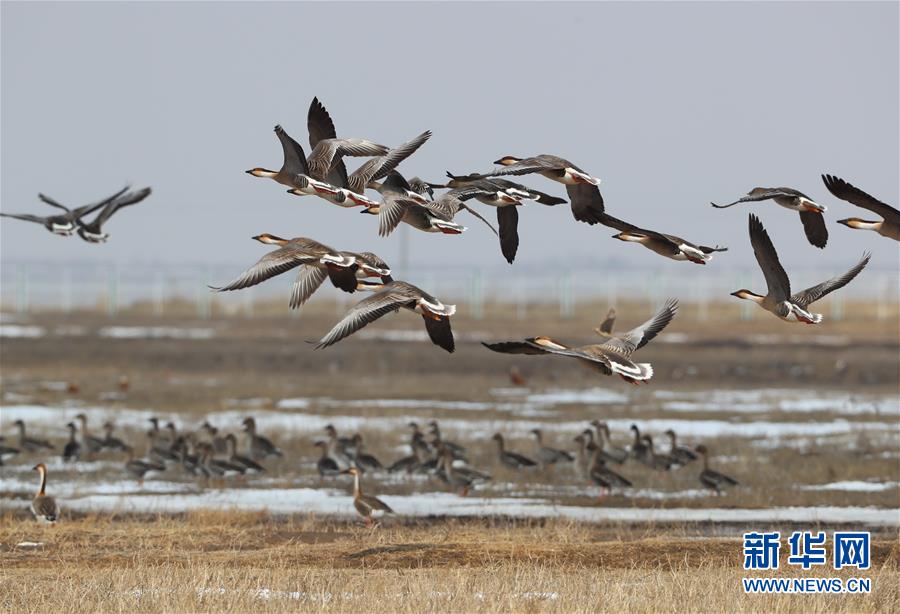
(5, 412, 738, 526)
(3, 96, 897, 525)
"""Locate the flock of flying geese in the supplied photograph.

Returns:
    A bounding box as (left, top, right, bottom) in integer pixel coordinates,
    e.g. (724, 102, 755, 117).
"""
(3, 96, 896, 525)
(5, 414, 736, 526)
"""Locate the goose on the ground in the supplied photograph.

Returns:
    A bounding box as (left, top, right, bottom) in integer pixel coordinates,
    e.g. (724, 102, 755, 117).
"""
(491, 433, 538, 470)
(711, 186, 829, 248)
(629, 425, 649, 463)
(125, 449, 166, 485)
(663, 429, 697, 465)
(351, 434, 383, 472)
(30, 463, 59, 524)
(340, 467, 394, 526)
(12, 420, 54, 453)
(242, 417, 283, 461)
(587, 446, 632, 495)
(590, 421, 628, 464)
(75, 413, 104, 455)
(314, 441, 341, 477)
(225, 433, 265, 474)
(731, 214, 870, 324)
(62, 422, 81, 462)
(823, 174, 900, 241)
(316, 277, 456, 353)
(695, 444, 738, 493)
(640, 435, 678, 470)
(101, 422, 131, 453)
(529, 429, 574, 469)
(0, 437, 21, 465)
(483, 300, 678, 384)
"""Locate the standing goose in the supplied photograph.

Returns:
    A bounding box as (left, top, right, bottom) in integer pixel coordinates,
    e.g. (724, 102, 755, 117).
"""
(199, 442, 246, 478)
(314, 441, 341, 477)
(75, 413, 105, 455)
(30, 463, 59, 524)
(732, 214, 870, 324)
(76, 187, 152, 243)
(101, 422, 131, 453)
(573, 434, 592, 478)
(588, 446, 632, 494)
(324, 425, 354, 470)
(629, 425, 649, 463)
(225, 433, 265, 474)
(823, 174, 900, 241)
(472, 154, 605, 225)
(340, 467, 394, 526)
(12, 419, 54, 453)
(593, 309, 617, 337)
(590, 421, 628, 465)
(316, 278, 456, 353)
(640, 435, 677, 470)
(483, 299, 678, 384)
(437, 447, 490, 496)
(663, 429, 697, 465)
(491, 433, 538, 470)
(387, 431, 427, 474)
(427, 421, 466, 459)
(695, 445, 738, 493)
(125, 449, 166, 485)
(529, 429, 574, 469)
(1, 187, 128, 236)
(711, 187, 828, 248)
(351, 434, 383, 472)
(200, 422, 228, 456)
(242, 417, 283, 460)
(62, 422, 81, 462)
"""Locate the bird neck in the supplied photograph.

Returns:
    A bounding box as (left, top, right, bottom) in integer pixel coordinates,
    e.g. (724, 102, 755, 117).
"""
(37, 469, 47, 496)
(353, 473, 362, 498)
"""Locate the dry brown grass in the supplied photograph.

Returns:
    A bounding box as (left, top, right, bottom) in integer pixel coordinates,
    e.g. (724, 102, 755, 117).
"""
(1, 513, 897, 613)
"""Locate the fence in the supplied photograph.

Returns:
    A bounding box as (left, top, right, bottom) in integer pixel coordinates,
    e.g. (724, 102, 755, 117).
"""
(1, 260, 897, 321)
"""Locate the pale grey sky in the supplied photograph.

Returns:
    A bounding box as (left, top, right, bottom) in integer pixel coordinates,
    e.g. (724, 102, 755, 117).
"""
(2, 1, 898, 279)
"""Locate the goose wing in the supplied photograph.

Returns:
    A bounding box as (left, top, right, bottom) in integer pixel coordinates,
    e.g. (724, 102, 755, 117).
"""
(275, 124, 309, 176)
(711, 187, 805, 208)
(475, 157, 561, 179)
(748, 213, 790, 301)
(37, 193, 71, 211)
(496, 206, 519, 264)
(481, 340, 553, 355)
(89, 187, 153, 227)
(799, 210, 828, 248)
(212, 247, 318, 292)
(316, 287, 416, 349)
(0, 212, 49, 224)
(307, 96, 348, 188)
(378, 197, 416, 237)
(791, 252, 871, 308)
(822, 174, 900, 223)
(601, 299, 678, 356)
(289, 265, 328, 309)
(567, 184, 605, 225)
(422, 314, 455, 353)
(347, 131, 432, 194)
(70, 186, 133, 219)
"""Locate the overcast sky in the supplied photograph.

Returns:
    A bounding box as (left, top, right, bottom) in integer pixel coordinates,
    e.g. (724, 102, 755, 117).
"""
(2, 1, 898, 281)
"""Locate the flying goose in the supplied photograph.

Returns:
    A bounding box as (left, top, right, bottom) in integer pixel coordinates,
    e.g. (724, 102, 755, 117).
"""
(340, 467, 394, 526)
(823, 174, 900, 241)
(711, 187, 828, 248)
(732, 214, 870, 324)
(76, 187, 152, 243)
(491, 433, 538, 470)
(12, 419, 54, 453)
(306, 97, 389, 184)
(315, 278, 456, 353)
(1, 187, 127, 236)
(593, 309, 616, 337)
(246, 125, 341, 196)
(440, 172, 567, 206)
(695, 445, 738, 493)
(31, 464, 60, 524)
(603, 214, 727, 264)
(364, 172, 497, 238)
(333, 130, 432, 205)
(471, 154, 605, 225)
(483, 299, 678, 384)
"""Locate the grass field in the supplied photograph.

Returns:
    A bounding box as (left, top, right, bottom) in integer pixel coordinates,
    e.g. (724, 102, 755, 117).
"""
(2, 513, 898, 613)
